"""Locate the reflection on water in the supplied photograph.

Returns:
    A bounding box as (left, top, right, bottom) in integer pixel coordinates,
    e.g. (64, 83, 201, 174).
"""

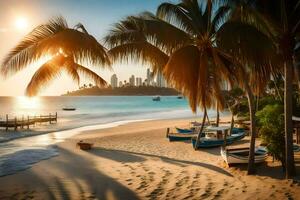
(14, 96, 42, 116)
(16, 96, 41, 110)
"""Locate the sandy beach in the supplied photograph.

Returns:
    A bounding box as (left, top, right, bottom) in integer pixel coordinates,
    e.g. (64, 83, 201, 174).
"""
(1, 118, 300, 200)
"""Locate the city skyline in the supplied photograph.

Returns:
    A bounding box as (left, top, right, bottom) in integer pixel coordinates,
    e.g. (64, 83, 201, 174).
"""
(110, 69, 167, 88)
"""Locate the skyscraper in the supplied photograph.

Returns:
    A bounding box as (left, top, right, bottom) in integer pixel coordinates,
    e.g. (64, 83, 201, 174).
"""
(110, 74, 118, 88)
(129, 75, 135, 86)
(146, 68, 151, 86)
(136, 77, 142, 86)
(156, 72, 166, 87)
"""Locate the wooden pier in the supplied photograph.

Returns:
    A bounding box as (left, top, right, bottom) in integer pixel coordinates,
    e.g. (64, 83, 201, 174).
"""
(0, 112, 57, 131)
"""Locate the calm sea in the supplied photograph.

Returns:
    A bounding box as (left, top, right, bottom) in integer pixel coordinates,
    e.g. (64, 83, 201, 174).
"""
(0, 96, 200, 129)
(0, 96, 229, 176)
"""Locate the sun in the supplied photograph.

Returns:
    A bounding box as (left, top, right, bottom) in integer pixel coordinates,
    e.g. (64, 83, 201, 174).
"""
(15, 17, 28, 30)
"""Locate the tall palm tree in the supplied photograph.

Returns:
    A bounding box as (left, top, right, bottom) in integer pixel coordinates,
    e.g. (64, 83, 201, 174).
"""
(1, 16, 110, 96)
(105, 9, 236, 148)
(224, 0, 300, 178)
(105, 0, 275, 175)
(257, 0, 300, 178)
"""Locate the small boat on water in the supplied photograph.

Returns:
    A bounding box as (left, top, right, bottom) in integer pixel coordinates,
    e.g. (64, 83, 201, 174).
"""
(177, 95, 183, 99)
(62, 107, 76, 111)
(152, 96, 161, 101)
(221, 147, 268, 165)
(191, 128, 246, 148)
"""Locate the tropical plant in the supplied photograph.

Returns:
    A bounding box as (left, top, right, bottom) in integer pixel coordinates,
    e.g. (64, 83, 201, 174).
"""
(1, 16, 110, 96)
(257, 104, 285, 168)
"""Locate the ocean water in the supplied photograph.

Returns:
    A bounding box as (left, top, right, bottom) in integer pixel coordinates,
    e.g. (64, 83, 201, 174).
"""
(0, 96, 224, 177)
(0, 96, 197, 126)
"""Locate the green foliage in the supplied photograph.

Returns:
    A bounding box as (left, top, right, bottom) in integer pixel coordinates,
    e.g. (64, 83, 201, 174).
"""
(256, 104, 285, 167)
(256, 96, 282, 111)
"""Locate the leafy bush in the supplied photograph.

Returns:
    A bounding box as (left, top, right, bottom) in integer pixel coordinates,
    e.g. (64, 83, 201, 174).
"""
(256, 104, 285, 168)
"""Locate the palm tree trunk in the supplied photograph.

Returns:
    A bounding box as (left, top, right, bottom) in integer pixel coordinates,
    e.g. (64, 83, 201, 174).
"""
(285, 61, 296, 178)
(216, 105, 220, 127)
(206, 112, 210, 125)
(229, 110, 234, 135)
(195, 108, 207, 149)
(245, 83, 256, 175)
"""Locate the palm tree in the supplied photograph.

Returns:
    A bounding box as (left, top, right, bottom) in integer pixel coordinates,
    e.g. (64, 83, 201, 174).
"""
(105, 9, 236, 148)
(257, 0, 300, 178)
(105, 1, 274, 173)
(224, 0, 300, 178)
(1, 16, 110, 96)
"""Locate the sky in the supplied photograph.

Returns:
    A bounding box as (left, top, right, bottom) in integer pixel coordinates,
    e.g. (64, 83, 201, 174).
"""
(0, 0, 168, 96)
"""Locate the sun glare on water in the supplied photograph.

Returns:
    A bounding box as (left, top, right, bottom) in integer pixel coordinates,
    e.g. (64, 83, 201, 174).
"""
(17, 96, 41, 110)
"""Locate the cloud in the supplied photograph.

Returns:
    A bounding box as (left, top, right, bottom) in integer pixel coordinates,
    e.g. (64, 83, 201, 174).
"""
(0, 28, 8, 32)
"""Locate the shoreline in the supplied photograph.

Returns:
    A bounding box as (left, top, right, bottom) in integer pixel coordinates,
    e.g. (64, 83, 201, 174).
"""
(1, 117, 299, 199)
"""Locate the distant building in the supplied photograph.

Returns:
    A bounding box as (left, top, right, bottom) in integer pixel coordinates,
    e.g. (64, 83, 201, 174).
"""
(110, 74, 118, 88)
(129, 75, 135, 86)
(146, 68, 152, 86)
(156, 72, 166, 87)
(119, 81, 123, 87)
(136, 77, 142, 86)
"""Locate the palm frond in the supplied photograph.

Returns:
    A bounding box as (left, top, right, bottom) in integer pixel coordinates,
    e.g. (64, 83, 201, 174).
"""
(211, 5, 230, 32)
(1, 16, 68, 77)
(104, 16, 146, 48)
(157, 2, 199, 34)
(25, 55, 65, 96)
(75, 64, 107, 87)
(163, 45, 202, 112)
(108, 42, 168, 74)
(217, 21, 276, 68)
(1, 16, 110, 77)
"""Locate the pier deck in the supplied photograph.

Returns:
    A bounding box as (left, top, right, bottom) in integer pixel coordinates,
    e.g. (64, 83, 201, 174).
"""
(0, 113, 57, 131)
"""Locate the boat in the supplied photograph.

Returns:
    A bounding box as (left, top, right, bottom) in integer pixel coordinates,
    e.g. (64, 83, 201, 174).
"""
(168, 133, 198, 142)
(191, 128, 246, 148)
(152, 96, 161, 101)
(294, 144, 300, 152)
(62, 107, 76, 111)
(177, 95, 183, 99)
(221, 146, 268, 165)
(175, 127, 195, 134)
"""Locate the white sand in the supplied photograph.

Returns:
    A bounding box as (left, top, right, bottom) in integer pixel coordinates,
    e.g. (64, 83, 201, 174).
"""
(0, 118, 300, 200)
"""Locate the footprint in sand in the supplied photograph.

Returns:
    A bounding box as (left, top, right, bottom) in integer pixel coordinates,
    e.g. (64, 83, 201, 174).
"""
(146, 169, 172, 200)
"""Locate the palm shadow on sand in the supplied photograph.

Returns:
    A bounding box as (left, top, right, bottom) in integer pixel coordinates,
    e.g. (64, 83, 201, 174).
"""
(0, 147, 140, 200)
(90, 147, 233, 177)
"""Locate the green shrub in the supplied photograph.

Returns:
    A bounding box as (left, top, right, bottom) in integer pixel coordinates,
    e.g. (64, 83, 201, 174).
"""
(256, 104, 285, 168)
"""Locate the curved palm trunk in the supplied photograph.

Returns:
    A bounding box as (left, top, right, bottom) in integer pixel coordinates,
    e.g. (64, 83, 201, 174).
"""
(245, 83, 256, 175)
(195, 108, 207, 149)
(285, 61, 296, 178)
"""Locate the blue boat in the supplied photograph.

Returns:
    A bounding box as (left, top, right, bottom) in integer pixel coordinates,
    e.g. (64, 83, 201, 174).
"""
(175, 127, 195, 134)
(168, 133, 196, 142)
(192, 128, 246, 149)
